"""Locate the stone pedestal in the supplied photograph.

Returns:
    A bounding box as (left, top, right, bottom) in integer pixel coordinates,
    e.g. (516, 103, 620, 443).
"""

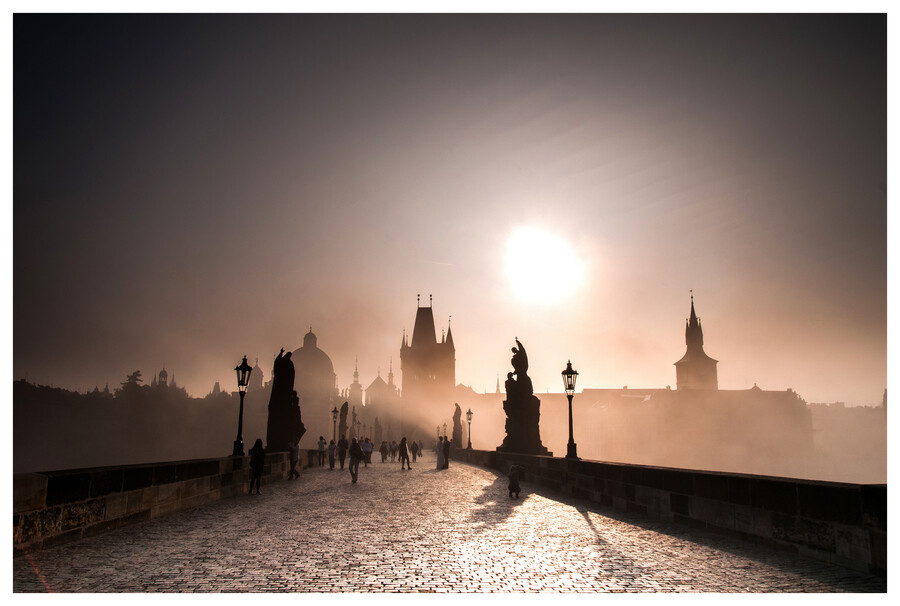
(497, 393, 551, 456)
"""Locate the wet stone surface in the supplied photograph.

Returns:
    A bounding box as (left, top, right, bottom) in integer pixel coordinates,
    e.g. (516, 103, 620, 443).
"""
(13, 453, 887, 592)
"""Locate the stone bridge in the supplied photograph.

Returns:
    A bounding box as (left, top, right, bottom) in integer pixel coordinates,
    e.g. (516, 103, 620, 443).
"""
(13, 449, 886, 592)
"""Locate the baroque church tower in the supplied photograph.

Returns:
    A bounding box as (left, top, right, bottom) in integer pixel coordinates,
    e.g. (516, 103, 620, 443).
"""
(348, 358, 364, 409)
(674, 294, 718, 390)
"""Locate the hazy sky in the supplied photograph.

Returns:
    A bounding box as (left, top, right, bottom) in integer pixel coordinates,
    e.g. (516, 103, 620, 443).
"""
(13, 13, 886, 405)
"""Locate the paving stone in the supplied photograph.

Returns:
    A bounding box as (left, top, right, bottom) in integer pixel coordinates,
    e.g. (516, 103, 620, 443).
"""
(12, 453, 886, 592)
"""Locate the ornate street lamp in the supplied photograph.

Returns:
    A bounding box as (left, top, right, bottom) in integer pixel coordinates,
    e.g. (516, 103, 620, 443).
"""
(232, 356, 253, 457)
(331, 406, 339, 442)
(466, 408, 473, 449)
(562, 360, 579, 460)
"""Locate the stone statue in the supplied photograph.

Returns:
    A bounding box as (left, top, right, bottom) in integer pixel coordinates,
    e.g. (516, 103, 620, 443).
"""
(509, 338, 533, 398)
(511, 338, 528, 376)
(266, 349, 305, 452)
(374, 416, 383, 446)
(452, 403, 463, 447)
(498, 338, 550, 456)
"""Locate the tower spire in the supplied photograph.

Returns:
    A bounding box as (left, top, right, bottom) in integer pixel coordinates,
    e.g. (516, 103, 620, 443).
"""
(675, 291, 717, 390)
(686, 291, 703, 348)
(445, 316, 455, 350)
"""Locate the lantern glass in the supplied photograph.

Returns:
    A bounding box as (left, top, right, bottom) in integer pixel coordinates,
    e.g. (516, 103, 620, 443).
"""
(235, 356, 253, 392)
(561, 360, 578, 396)
(466, 409, 473, 423)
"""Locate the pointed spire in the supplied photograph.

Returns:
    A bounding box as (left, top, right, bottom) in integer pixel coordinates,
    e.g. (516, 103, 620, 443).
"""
(445, 316, 455, 350)
(689, 290, 699, 325)
(354, 357, 359, 383)
(685, 291, 704, 350)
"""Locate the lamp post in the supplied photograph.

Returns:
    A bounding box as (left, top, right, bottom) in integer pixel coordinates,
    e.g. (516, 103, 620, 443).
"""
(331, 406, 338, 442)
(443, 423, 448, 441)
(562, 360, 579, 460)
(466, 408, 473, 449)
(232, 356, 253, 457)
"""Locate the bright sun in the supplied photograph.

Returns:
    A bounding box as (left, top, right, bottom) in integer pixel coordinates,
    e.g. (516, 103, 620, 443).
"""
(505, 226, 586, 304)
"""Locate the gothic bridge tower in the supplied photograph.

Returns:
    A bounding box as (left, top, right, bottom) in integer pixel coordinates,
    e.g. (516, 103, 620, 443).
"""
(400, 294, 456, 409)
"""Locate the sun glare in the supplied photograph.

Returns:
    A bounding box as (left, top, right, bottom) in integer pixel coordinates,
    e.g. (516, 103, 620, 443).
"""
(505, 226, 586, 304)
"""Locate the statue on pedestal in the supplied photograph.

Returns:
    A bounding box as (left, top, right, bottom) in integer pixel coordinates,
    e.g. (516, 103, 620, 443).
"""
(498, 338, 550, 456)
(374, 416, 383, 446)
(452, 403, 463, 447)
(266, 348, 306, 452)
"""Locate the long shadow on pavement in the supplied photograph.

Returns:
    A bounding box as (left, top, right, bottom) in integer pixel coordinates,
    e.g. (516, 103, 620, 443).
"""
(458, 461, 885, 592)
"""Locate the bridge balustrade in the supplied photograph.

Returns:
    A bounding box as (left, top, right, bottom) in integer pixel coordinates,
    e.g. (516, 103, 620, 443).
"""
(452, 448, 886, 575)
(13, 450, 318, 556)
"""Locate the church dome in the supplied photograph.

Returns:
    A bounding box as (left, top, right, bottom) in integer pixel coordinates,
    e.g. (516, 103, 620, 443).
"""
(291, 329, 336, 405)
(303, 329, 318, 349)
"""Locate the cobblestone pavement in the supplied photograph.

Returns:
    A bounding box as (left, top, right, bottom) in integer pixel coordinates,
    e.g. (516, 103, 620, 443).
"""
(13, 452, 887, 592)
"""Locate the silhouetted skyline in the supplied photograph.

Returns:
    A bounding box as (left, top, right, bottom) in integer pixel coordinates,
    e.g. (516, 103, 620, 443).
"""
(13, 13, 886, 406)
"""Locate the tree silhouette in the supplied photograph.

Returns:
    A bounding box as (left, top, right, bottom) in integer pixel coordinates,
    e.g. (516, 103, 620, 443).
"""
(115, 370, 147, 401)
(121, 370, 142, 388)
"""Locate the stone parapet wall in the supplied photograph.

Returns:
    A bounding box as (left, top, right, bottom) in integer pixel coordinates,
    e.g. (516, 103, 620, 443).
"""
(13, 450, 315, 555)
(452, 448, 886, 575)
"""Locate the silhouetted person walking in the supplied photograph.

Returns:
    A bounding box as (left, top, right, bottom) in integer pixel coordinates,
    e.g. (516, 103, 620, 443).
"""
(317, 436, 327, 466)
(436, 437, 444, 470)
(442, 435, 451, 469)
(328, 439, 336, 469)
(288, 439, 300, 480)
(348, 437, 365, 483)
(390, 440, 398, 462)
(338, 435, 348, 470)
(399, 437, 411, 470)
(508, 464, 525, 498)
(410, 439, 419, 462)
(249, 439, 265, 494)
(361, 438, 373, 467)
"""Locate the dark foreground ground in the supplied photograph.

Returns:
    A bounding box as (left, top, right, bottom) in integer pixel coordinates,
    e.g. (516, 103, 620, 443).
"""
(13, 452, 887, 592)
